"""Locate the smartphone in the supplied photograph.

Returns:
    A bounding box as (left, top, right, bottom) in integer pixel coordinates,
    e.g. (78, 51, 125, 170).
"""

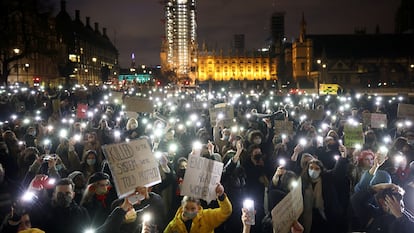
(127, 193, 145, 205)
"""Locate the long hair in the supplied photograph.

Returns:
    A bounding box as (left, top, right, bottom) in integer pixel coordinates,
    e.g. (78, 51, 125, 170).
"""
(301, 159, 325, 184)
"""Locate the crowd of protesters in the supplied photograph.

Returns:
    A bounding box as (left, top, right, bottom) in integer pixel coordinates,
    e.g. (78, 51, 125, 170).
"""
(0, 83, 414, 233)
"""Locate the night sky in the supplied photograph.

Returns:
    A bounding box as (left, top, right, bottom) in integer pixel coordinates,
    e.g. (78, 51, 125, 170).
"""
(56, 0, 401, 68)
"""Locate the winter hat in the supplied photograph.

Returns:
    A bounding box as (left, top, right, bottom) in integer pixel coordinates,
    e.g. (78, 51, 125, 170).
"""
(88, 172, 109, 184)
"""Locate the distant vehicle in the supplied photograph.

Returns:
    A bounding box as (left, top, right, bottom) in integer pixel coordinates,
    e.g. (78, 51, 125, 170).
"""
(319, 84, 342, 95)
(289, 88, 306, 95)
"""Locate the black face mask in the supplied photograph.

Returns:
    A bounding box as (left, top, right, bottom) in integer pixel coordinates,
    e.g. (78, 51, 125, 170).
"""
(177, 169, 186, 178)
(254, 153, 263, 162)
(53, 192, 72, 208)
(327, 143, 339, 150)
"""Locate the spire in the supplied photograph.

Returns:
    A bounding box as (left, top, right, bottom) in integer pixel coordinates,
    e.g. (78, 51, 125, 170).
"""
(299, 12, 306, 43)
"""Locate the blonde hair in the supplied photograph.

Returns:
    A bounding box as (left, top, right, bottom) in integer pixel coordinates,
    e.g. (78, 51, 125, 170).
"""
(126, 118, 138, 130)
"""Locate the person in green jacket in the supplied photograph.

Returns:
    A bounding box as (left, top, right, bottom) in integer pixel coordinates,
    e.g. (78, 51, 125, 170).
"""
(164, 183, 232, 233)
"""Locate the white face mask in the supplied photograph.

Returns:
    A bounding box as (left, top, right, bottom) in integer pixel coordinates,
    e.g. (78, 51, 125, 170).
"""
(308, 169, 321, 179)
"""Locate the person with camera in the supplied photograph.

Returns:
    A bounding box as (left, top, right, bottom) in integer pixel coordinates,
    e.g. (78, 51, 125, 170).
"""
(163, 183, 232, 233)
(351, 182, 414, 233)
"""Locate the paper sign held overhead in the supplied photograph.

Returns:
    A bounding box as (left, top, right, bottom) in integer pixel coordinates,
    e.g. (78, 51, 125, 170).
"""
(102, 138, 161, 198)
(123, 97, 154, 113)
(180, 155, 224, 203)
(272, 178, 303, 233)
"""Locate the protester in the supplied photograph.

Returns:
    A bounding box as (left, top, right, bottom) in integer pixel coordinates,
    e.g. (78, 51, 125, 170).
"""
(164, 183, 232, 233)
(351, 183, 414, 233)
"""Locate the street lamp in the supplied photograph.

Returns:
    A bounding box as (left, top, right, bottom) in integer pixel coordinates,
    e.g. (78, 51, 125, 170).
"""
(24, 63, 30, 83)
(13, 48, 20, 83)
(92, 57, 97, 83)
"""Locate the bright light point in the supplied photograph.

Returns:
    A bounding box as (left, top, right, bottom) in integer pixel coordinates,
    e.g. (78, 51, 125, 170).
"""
(190, 114, 198, 122)
(217, 113, 224, 120)
(59, 129, 68, 138)
(243, 199, 254, 209)
(154, 151, 162, 159)
(48, 178, 56, 185)
(114, 130, 121, 137)
(84, 229, 95, 233)
(354, 144, 362, 150)
(169, 143, 177, 152)
(299, 138, 307, 146)
(394, 155, 404, 164)
(281, 134, 287, 139)
(334, 155, 340, 161)
(193, 141, 202, 150)
(290, 180, 298, 188)
(142, 213, 151, 223)
(279, 159, 286, 166)
(21, 191, 35, 202)
(379, 146, 388, 154)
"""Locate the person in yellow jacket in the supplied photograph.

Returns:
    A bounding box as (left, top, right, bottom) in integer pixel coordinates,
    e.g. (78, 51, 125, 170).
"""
(163, 183, 232, 233)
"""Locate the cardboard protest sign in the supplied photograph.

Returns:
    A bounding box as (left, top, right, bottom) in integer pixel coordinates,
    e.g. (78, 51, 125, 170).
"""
(272, 178, 303, 233)
(180, 155, 224, 203)
(102, 139, 161, 198)
(300, 109, 324, 121)
(274, 120, 294, 136)
(209, 104, 234, 126)
(362, 112, 371, 127)
(343, 123, 364, 148)
(124, 111, 138, 120)
(109, 91, 123, 104)
(397, 103, 414, 120)
(123, 97, 154, 113)
(370, 113, 387, 128)
(76, 103, 88, 119)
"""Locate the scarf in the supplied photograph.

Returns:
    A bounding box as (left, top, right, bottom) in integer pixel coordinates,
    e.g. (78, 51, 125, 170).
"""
(302, 177, 325, 233)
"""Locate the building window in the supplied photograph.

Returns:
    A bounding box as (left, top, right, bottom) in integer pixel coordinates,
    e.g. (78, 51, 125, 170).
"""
(301, 62, 305, 71)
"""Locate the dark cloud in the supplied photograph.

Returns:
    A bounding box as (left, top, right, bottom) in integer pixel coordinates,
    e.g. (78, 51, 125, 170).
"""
(55, 0, 401, 67)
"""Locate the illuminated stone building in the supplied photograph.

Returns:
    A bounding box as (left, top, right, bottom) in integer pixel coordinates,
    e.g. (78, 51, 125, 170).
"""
(197, 49, 277, 82)
(162, 0, 197, 82)
(291, 12, 414, 89)
(55, 0, 118, 85)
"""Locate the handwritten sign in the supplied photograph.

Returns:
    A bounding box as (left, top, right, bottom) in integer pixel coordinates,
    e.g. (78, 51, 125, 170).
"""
(397, 103, 414, 120)
(370, 113, 387, 128)
(300, 109, 324, 121)
(343, 123, 364, 147)
(180, 155, 224, 203)
(123, 97, 154, 113)
(209, 104, 234, 126)
(102, 139, 161, 198)
(272, 178, 303, 233)
(274, 120, 294, 136)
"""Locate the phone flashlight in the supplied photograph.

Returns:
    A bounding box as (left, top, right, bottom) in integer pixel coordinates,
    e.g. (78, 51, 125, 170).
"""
(279, 158, 286, 166)
(299, 138, 307, 146)
(243, 199, 255, 225)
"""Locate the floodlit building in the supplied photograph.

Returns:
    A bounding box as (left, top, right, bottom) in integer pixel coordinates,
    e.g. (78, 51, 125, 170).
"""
(161, 0, 198, 83)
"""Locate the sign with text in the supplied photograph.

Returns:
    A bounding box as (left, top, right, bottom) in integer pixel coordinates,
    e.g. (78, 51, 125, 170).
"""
(209, 104, 234, 126)
(109, 91, 123, 104)
(397, 103, 414, 120)
(272, 178, 303, 233)
(344, 123, 364, 147)
(123, 97, 154, 113)
(370, 113, 387, 128)
(300, 109, 324, 121)
(274, 120, 294, 136)
(102, 139, 161, 198)
(180, 155, 224, 203)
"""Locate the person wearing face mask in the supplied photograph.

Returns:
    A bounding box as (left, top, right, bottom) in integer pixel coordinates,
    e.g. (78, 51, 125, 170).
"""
(36, 178, 91, 233)
(81, 172, 118, 229)
(242, 144, 271, 233)
(164, 183, 232, 233)
(299, 142, 350, 233)
(213, 119, 231, 155)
